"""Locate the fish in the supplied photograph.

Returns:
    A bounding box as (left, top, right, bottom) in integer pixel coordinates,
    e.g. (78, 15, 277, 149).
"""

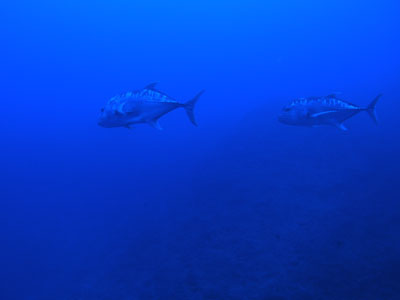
(278, 94, 382, 131)
(98, 83, 204, 129)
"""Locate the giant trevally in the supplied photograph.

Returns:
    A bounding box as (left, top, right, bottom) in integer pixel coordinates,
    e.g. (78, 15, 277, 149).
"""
(278, 94, 382, 130)
(98, 83, 204, 129)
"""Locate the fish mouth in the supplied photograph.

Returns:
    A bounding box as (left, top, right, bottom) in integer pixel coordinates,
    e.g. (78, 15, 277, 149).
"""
(278, 114, 287, 124)
(98, 119, 119, 128)
(278, 114, 294, 125)
(97, 120, 106, 127)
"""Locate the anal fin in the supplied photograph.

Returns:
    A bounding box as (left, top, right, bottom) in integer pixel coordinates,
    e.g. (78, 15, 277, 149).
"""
(335, 123, 348, 131)
(149, 119, 163, 130)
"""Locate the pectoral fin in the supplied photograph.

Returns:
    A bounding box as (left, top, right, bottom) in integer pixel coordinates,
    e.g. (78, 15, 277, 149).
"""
(122, 102, 141, 116)
(310, 110, 339, 118)
(126, 110, 141, 117)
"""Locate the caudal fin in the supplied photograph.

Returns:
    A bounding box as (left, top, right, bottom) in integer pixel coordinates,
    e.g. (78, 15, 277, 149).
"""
(184, 90, 204, 126)
(366, 94, 382, 125)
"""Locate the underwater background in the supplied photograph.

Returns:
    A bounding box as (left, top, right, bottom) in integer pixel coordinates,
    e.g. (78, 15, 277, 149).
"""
(1, 0, 400, 299)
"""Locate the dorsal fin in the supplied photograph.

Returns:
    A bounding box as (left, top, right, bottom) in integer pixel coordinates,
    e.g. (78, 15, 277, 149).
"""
(144, 82, 158, 90)
(326, 92, 341, 98)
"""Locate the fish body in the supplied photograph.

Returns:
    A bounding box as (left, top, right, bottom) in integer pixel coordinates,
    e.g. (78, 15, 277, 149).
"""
(98, 83, 204, 129)
(278, 94, 381, 130)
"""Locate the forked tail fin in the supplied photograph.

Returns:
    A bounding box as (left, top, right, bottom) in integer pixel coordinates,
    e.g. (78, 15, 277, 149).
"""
(366, 94, 382, 125)
(184, 90, 205, 126)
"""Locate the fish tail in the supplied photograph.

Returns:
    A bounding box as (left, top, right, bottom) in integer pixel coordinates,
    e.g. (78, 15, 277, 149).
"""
(365, 94, 382, 125)
(184, 90, 204, 126)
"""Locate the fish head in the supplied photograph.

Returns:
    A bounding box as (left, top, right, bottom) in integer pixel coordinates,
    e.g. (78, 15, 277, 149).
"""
(278, 103, 309, 125)
(97, 105, 123, 128)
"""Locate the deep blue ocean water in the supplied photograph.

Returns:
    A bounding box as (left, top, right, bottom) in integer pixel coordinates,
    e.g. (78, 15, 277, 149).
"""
(1, 1, 400, 299)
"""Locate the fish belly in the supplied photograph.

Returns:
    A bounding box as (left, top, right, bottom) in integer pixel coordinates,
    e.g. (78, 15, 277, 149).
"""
(132, 102, 178, 124)
(314, 110, 358, 125)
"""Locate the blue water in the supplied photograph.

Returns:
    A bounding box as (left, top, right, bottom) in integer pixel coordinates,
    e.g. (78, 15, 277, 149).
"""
(2, 1, 400, 299)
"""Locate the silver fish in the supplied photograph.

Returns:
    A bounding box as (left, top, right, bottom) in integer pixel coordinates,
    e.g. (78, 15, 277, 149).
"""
(98, 83, 204, 129)
(278, 94, 382, 130)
